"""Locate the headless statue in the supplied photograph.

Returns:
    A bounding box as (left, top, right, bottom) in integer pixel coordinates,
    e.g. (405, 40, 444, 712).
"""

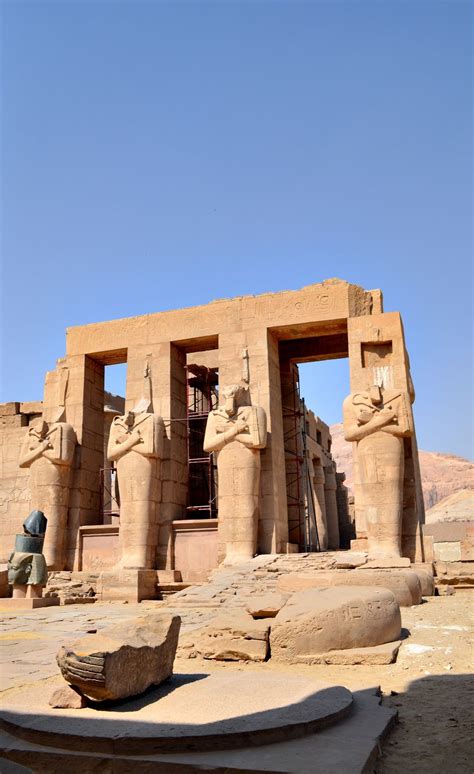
(108, 398, 164, 569)
(8, 510, 49, 599)
(19, 419, 76, 570)
(343, 384, 413, 559)
(204, 385, 267, 564)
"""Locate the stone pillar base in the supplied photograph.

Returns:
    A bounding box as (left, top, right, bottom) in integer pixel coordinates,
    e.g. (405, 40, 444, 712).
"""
(97, 570, 158, 603)
(0, 597, 60, 610)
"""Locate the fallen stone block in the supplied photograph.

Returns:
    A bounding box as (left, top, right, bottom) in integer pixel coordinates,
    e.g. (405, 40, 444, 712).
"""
(277, 568, 422, 606)
(410, 564, 435, 596)
(57, 612, 181, 701)
(270, 587, 401, 664)
(434, 560, 474, 587)
(182, 611, 270, 662)
(245, 592, 288, 618)
(49, 684, 87, 709)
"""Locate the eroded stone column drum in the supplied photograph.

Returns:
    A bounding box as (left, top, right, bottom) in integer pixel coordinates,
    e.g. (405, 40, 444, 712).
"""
(116, 453, 160, 569)
(217, 442, 261, 563)
(357, 431, 404, 558)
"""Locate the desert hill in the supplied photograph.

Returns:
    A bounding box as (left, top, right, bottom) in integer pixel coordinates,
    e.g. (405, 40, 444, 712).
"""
(330, 423, 474, 509)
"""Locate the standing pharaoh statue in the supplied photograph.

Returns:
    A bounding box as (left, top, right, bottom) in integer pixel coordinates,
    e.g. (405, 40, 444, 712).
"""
(343, 384, 413, 560)
(107, 393, 164, 569)
(19, 417, 76, 570)
(204, 384, 267, 564)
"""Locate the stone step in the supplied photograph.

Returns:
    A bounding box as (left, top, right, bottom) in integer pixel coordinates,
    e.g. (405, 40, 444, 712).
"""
(156, 582, 193, 599)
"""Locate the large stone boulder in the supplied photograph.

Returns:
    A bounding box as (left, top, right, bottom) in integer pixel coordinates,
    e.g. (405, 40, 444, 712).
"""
(57, 613, 181, 701)
(277, 568, 422, 606)
(270, 586, 401, 664)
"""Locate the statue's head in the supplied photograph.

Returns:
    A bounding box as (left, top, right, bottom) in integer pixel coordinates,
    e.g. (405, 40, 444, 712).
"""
(220, 384, 247, 416)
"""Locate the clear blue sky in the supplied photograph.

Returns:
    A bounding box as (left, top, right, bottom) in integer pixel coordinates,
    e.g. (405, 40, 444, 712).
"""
(1, 1, 472, 458)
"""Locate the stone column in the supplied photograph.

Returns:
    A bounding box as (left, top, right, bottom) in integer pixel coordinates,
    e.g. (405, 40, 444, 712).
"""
(324, 463, 340, 550)
(312, 462, 328, 551)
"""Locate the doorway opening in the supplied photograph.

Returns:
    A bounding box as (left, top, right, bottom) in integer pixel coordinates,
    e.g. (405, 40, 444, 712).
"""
(278, 333, 353, 552)
(102, 361, 127, 524)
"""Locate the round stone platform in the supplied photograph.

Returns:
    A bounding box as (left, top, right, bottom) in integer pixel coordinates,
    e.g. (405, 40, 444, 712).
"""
(0, 673, 353, 754)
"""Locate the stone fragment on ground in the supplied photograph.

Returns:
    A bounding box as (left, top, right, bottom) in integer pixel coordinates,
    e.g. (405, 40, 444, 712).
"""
(434, 560, 474, 586)
(277, 568, 422, 606)
(270, 587, 401, 664)
(245, 592, 288, 618)
(56, 612, 181, 701)
(49, 684, 87, 709)
(179, 611, 270, 661)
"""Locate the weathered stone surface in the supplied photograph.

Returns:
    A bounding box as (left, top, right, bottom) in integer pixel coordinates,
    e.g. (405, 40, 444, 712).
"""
(245, 592, 288, 618)
(277, 568, 422, 606)
(271, 587, 401, 664)
(291, 640, 402, 666)
(434, 561, 474, 586)
(49, 684, 87, 709)
(182, 611, 270, 662)
(334, 552, 368, 569)
(410, 564, 435, 596)
(57, 613, 181, 701)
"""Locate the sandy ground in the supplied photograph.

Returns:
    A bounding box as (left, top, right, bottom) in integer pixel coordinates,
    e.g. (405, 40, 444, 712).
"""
(1, 590, 472, 772)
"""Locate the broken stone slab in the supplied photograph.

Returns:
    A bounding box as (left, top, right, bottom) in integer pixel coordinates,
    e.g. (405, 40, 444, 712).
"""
(333, 552, 368, 569)
(270, 587, 401, 664)
(360, 557, 411, 569)
(199, 637, 268, 662)
(291, 640, 402, 666)
(49, 684, 87, 709)
(434, 561, 474, 586)
(182, 611, 270, 662)
(245, 592, 289, 619)
(277, 568, 422, 606)
(56, 612, 181, 701)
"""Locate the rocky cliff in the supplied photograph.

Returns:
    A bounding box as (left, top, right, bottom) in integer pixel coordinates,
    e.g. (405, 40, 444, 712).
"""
(330, 423, 474, 509)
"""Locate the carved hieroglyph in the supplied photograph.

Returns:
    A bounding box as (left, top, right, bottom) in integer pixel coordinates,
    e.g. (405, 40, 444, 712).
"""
(19, 420, 76, 570)
(343, 385, 413, 559)
(108, 402, 164, 569)
(204, 385, 267, 564)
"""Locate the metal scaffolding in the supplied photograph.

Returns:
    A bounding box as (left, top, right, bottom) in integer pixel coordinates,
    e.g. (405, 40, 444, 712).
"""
(282, 366, 320, 552)
(185, 364, 218, 519)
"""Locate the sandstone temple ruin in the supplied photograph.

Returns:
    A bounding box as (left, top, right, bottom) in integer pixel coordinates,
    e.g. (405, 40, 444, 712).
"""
(0, 279, 426, 599)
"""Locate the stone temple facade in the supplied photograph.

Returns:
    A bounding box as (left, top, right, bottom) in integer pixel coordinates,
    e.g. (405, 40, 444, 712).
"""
(0, 279, 425, 597)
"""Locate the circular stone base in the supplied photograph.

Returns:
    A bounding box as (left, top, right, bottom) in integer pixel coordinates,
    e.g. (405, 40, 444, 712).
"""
(0, 673, 353, 754)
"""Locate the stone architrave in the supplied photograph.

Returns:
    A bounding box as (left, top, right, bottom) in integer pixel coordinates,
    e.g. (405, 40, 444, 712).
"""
(343, 385, 413, 560)
(19, 420, 76, 570)
(107, 402, 164, 569)
(203, 385, 267, 564)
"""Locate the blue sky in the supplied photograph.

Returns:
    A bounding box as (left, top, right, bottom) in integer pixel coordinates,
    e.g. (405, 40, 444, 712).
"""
(1, 1, 472, 458)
